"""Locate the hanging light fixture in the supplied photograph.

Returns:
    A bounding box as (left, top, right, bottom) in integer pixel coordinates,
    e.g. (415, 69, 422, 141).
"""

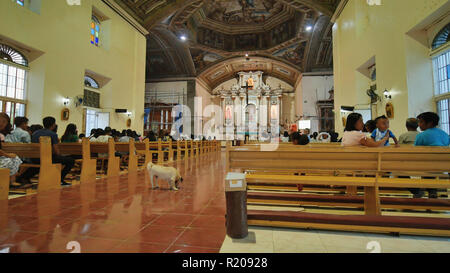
(383, 89, 392, 99)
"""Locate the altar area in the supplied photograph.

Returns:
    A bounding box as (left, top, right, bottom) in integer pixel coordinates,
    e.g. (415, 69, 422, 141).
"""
(212, 71, 283, 141)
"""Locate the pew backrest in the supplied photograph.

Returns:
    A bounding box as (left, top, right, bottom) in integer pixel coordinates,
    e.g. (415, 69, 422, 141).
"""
(227, 145, 450, 175)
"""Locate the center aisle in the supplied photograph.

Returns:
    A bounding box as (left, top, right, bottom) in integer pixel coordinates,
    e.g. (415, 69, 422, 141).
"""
(0, 151, 227, 253)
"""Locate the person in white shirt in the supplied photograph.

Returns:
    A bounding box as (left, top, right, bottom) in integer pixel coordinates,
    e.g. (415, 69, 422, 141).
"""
(281, 131, 290, 143)
(119, 129, 132, 143)
(92, 128, 113, 158)
(317, 132, 331, 143)
(94, 128, 113, 143)
(5, 117, 31, 144)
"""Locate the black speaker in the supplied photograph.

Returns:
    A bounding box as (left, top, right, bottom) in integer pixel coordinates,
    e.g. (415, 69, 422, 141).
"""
(115, 109, 127, 113)
(340, 106, 355, 112)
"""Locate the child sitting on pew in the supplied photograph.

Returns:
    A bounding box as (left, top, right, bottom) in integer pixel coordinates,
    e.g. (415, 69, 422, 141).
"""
(371, 115, 399, 146)
(342, 113, 390, 147)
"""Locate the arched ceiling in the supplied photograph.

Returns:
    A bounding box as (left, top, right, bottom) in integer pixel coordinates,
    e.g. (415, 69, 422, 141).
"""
(113, 0, 340, 84)
(197, 56, 301, 90)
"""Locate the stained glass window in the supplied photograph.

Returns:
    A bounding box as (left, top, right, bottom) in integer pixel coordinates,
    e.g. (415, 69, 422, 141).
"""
(91, 16, 100, 47)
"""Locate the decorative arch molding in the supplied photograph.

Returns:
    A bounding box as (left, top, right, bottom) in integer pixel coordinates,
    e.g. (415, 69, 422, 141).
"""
(197, 55, 301, 91)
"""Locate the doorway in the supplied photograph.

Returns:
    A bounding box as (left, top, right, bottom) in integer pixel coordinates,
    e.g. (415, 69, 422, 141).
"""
(84, 109, 110, 135)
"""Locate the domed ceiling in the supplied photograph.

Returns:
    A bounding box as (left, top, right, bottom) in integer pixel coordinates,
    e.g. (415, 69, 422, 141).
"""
(112, 0, 341, 88)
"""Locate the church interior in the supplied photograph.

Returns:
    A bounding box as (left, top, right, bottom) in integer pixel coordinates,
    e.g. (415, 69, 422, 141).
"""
(0, 0, 449, 254)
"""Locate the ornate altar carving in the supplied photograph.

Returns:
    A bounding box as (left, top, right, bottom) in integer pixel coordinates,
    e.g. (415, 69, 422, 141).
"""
(213, 71, 283, 140)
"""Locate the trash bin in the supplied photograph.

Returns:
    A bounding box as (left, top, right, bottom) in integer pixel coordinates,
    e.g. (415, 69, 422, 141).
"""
(225, 172, 248, 239)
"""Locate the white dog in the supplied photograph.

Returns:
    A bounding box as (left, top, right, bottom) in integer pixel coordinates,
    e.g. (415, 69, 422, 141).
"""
(146, 162, 183, 191)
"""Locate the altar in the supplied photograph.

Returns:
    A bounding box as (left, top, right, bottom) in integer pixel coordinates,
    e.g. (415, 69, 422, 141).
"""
(214, 71, 283, 141)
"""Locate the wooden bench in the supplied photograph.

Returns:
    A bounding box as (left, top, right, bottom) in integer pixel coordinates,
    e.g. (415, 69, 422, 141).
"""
(247, 191, 450, 211)
(2, 137, 62, 193)
(90, 138, 121, 177)
(115, 138, 138, 172)
(0, 168, 9, 200)
(58, 139, 95, 183)
(226, 144, 450, 236)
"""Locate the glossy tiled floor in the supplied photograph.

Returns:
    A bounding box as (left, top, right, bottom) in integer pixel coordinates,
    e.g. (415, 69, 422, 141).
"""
(0, 152, 227, 253)
(220, 226, 450, 253)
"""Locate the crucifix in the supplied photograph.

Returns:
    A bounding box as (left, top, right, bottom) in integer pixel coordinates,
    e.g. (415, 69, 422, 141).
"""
(241, 77, 254, 105)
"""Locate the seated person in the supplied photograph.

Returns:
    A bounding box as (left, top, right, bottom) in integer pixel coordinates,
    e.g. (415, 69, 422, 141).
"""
(317, 132, 331, 143)
(398, 118, 420, 144)
(364, 120, 377, 135)
(29, 124, 43, 135)
(93, 128, 112, 143)
(411, 112, 450, 199)
(281, 131, 290, 143)
(292, 131, 309, 191)
(310, 132, 319, 143)
(119, 129, 132, 142)
(17, 117, 75, 186)
(5, 116, 31, 143)
(371, 115, 398, 146)
(342, 113, 390, 147)
(292, 131, 310, 145)
(0, 113, 25, 188)
(414, 112, 449, 146)
(61, 123, 79, 143)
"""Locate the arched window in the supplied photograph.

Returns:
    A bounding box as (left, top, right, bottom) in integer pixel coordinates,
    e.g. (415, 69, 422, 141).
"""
(432, 23, 450, 50)
(0, 44, 28, 120)
(432, 24, 450, 134)
(0, 44, 28, 66)
(84, 76, 99, 89)
(90, 16, 100, 46)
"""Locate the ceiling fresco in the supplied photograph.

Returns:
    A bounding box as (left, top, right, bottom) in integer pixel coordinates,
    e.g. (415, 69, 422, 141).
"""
(112, 0, 340, 86)
(202, 0, 285, 25)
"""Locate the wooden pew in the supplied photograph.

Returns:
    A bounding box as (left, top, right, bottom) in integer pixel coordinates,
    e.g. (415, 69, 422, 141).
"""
(115, 138, 138, 173)
(226, 144, 450, 236)
(0, 168, 9, 200)
(58, 138, 96, 183)
(136, 139, 156, 167)
(90, 138, 120, 177)
(2, 137, 62, 192)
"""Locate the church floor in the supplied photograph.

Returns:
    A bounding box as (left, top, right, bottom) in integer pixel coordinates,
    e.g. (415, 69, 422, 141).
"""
(220, 226, 450, 253)
(0, 152, 227, 253)
(1, 151, 449, 253)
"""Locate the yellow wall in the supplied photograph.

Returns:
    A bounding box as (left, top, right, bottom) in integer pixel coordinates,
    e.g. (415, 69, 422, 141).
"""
(0, 0, 146, 135)
(333, 0, 448, 135)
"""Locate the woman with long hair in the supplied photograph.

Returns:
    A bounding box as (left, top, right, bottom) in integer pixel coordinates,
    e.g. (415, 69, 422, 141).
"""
(342, 113, 390, 147)
(61, 123, 79, 143)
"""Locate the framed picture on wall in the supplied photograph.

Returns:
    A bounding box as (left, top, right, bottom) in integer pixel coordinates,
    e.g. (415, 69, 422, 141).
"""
(61, 108, 70, 121)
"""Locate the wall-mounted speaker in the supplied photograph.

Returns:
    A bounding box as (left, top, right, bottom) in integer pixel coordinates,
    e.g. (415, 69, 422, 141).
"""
(115, 109, 127, 113)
